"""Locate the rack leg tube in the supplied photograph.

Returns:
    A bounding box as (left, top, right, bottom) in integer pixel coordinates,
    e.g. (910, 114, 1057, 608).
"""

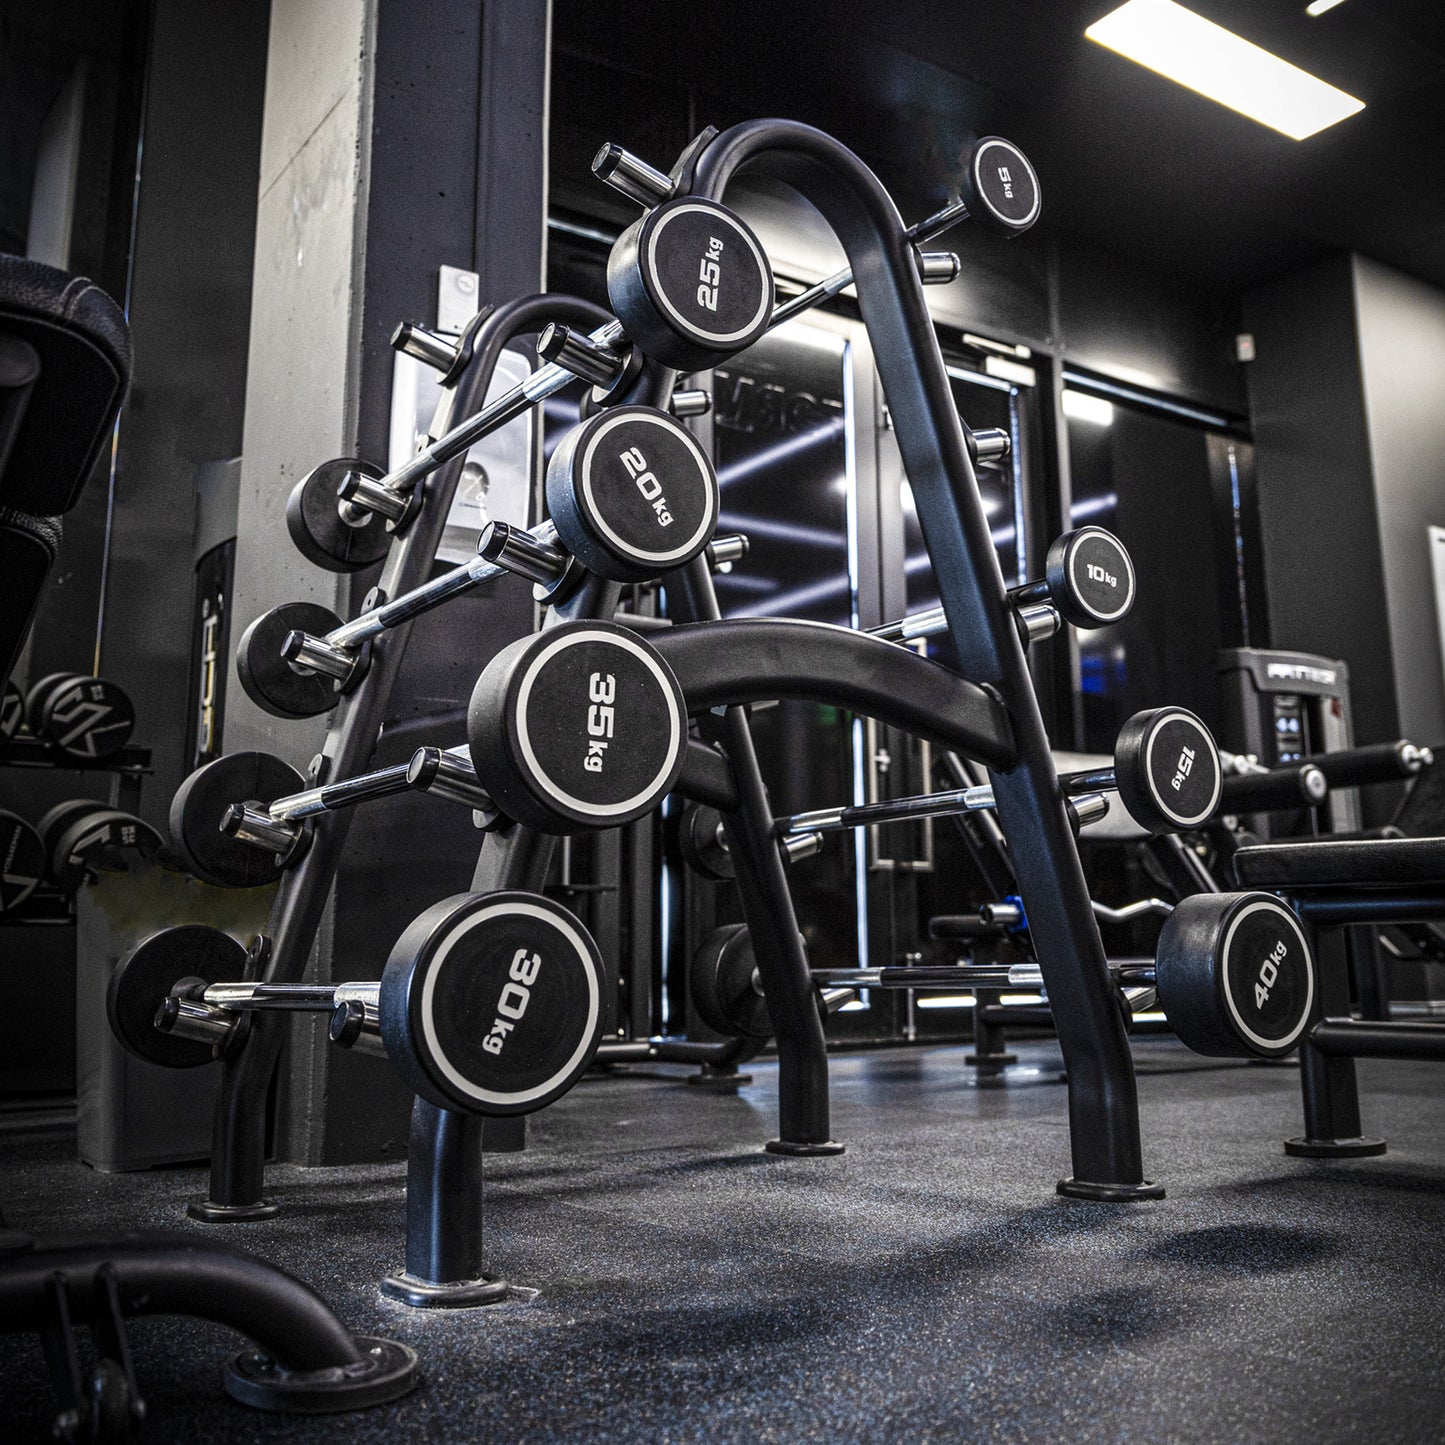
(1285, 925, 1386, 1158)
(380, 1099, 509, 1309)
(673, 554, 838, 1155)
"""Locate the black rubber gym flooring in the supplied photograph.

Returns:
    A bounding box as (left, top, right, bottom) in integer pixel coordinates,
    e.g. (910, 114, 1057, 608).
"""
(3, 1038, 1443, 1442)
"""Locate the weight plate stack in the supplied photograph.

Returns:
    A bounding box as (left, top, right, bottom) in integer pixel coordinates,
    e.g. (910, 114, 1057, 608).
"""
(30, 673, 135, 760)
(380, 890, 605, 1116)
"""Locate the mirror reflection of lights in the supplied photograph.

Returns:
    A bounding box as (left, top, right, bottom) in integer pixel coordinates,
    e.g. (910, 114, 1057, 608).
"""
(717, 513, 842, 549)
(716, 417, 846, 488)
(712, 572, 776, 595)
(1069, 494, 1118, 521)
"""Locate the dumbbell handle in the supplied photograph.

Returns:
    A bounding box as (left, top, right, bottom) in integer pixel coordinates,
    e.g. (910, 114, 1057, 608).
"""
(872, 599, 1057, 647)
(874, 534, 1100, 647)
(159, 982, 384, 1060)
(223, 746, 495, 853)
(781, 781, 1110, 837)
(321, 521, 560, 653)
(370, 320, 629, 500)
(809, 958, 1156, 990)
(765, 196, 974, 328)
(203, 980, 379, 1012)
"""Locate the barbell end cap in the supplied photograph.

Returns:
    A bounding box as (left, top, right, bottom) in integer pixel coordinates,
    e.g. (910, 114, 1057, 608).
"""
(915, 249, 962, 285)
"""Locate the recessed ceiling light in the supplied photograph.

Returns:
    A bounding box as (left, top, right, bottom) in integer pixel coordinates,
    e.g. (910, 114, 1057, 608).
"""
(1305, 0, 1347, 15)
(1086, 0, 1365, 140)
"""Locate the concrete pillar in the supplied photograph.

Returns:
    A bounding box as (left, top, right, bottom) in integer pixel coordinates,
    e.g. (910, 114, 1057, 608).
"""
(230, 0, 553, 1164)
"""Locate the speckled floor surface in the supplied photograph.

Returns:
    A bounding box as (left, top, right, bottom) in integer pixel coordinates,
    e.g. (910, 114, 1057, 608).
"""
(2, 1039, 1443, 1442)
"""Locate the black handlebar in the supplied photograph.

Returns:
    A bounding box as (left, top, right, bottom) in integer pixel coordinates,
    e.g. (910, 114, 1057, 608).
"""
(1219, 765, 1328, 815)
(1304, 741, 1426, 788)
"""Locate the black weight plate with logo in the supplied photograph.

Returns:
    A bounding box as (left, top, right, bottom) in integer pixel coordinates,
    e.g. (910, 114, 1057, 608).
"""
(961, 137, 1041, 238)
(690, 923, 772, 1041)
(0, 809, 44, 916)
(107, 924, 249, 1069)
(286, 458, 391, 572)
(24, 672, 78, 728)
(547, 405, 719, 582)
(1114, 707, 1221, 834)
(607, 197, 773, 372)
(169, 751, 306, 888)
(1046, 527, 1135, 629)
(380, 890, 604, 1116)
(469, 620, 686, 834)
(37, 799, 104, 872)
(52, 808, 165, 896)
(237, 601, 347, 719)
(0, 678, 22, 751)
(36, 675, 135, 760)
(1156, 892, 1314, 1059)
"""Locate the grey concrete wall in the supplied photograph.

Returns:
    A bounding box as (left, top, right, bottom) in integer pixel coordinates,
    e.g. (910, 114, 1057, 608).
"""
(226, 0, 374, 769)
(1353, 256, 1445, 747)
(229, 0, 553, 1165)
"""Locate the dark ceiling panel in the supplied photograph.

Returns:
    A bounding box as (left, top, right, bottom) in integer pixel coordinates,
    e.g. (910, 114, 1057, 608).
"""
(556, 0, 1445, 298)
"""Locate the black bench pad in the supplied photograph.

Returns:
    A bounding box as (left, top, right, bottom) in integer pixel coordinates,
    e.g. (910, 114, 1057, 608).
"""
(1235, 835, 1445, 889)
(0, 253, 130, 515)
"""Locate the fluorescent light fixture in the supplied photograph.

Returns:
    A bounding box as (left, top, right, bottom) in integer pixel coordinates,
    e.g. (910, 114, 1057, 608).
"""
(1305, 0, 1346, 15)
(1062, 390, 1116, 426)
(1085, 0, 1365, 140)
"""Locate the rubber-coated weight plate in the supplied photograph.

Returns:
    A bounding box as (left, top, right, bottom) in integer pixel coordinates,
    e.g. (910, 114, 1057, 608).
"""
(0, 679, 22, 752)
(1155, 892, 1314, 1059)
(0, 809, 45, 916)
(37, 799, 103, 873)
(678, 803, 733, 881)
(1046, 527, 1134, 629)
(286, 458, 391, 572)
(107, 924, 248, 1068)
(36, 674, 135, 760)
(546, 405, 719, 582)
(169, 751, 306, 887)
(690, 924, 772, 1040)
(1114, 707, 1221, 834)
(469, 620, 687, 833)
(24, 673, 80, 729)
(52, 808, 165, 895)
(960, 136, 1041, 238)
(607, 197, 774, 372)
(236, 602, 347, 719)
(380, 890, 604, 1116)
